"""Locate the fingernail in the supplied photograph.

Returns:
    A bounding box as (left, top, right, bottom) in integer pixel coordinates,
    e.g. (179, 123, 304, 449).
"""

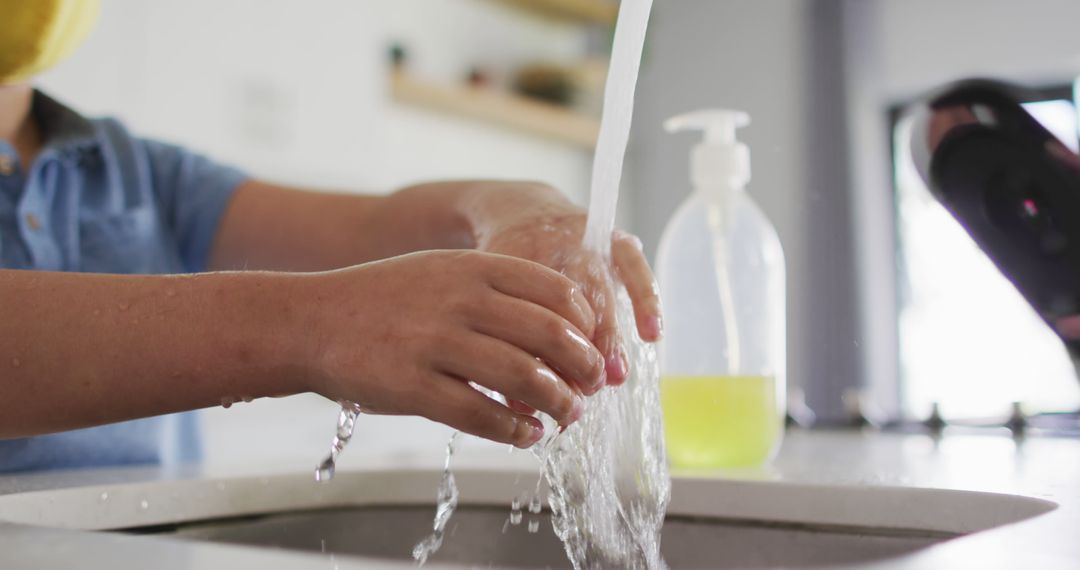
(606, 349, 629, 385)
(516, 417, 545, 449)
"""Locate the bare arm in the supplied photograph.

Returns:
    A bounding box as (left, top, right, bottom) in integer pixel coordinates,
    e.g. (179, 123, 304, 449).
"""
(0, 251, 600, 446)
(208, 180, 477, 272)
(0, 269, 305, 438)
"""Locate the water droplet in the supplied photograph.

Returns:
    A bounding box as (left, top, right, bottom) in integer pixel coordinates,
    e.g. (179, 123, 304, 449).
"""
(510, 510, 522, 525)
(215, 482, 226, 492)
(92, 309, 101, 316)
(320, 539, 326, 553)
(117, 302, 130, 311)
(220, 397, 234, 409)
(412, 432, 460, 565)
(314, 403, 361, 483)
(11, 358, 20, 368)
(241, 395, 253, 403)
(165, 289, 177, 298)
(139, 499, 149, 511)
(98, 491, 109, 502)
(528, 495, 542, 514)
(528, 520, 540, 533)
(315, 458, 335, 482)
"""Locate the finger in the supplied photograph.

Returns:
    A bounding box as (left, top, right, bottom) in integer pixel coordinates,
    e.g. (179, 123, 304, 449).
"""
(434, 332, 584, 426)
(587, 269, 629, 386)
(613, 232, 663, 342)
(419, 374, 545, 448)
(472, 294, 605, 395)
(483, 254, 597, 339)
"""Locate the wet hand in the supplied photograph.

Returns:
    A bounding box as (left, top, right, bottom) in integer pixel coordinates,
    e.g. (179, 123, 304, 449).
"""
(302, 250, 604, 448)
(466, 183, 663, 386)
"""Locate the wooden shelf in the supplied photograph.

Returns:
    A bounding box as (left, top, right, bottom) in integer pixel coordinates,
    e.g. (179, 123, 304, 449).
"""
(487, 0, 619, 25)
(390, 71, 600, 149)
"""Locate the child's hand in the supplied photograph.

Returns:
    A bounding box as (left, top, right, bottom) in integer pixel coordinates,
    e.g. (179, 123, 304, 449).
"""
(463, 183, 662, 386)
(302, 250, 604, 448)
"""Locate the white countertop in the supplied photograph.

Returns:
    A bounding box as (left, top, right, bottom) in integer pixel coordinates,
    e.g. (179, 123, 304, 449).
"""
(1, 429, 1078, 569)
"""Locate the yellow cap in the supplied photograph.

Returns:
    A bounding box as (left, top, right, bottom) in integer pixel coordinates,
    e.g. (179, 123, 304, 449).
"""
(0, 0, 102, 85)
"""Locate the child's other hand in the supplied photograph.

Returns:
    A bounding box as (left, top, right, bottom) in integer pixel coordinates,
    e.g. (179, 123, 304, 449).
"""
(466, 183, 662, 387)
(302, 250, 604, 448)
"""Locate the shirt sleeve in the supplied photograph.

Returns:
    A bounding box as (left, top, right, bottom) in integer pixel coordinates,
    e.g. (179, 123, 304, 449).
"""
(141, 140, 248, 273)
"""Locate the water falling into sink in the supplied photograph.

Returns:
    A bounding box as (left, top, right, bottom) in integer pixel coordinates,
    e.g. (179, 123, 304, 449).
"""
(316, 0, 666, 566)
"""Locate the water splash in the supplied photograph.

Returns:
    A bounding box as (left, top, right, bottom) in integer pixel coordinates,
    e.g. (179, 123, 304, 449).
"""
(314, 401, 362, 482)
(412, 432, 461, 565)
(533, 285, 669, 569)
(541, 0, 670, 566)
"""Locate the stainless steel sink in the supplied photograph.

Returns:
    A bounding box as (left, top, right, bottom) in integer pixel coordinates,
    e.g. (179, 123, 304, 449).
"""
(161, 505, 953, 569)
(0, 467, 1057, 569)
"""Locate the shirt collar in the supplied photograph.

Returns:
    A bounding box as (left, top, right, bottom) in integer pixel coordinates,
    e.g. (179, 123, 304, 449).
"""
(31, 90, 99, 154)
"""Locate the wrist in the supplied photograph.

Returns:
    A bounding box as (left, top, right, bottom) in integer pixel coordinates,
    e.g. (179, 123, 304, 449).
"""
(454, 181, 583, 242)
(217, 271, 317, 398)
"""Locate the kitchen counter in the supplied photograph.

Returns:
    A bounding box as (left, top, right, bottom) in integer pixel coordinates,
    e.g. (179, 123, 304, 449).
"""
(1, 429, 1077, 569)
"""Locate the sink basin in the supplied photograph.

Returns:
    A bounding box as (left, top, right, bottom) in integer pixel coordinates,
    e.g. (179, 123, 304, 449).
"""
(0, 467, 1056, 569)
(163, 505, 951, 569)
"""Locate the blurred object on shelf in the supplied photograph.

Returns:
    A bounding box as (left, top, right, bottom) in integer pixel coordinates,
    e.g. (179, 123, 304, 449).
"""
(466, 67, 494, 89)
(389, 69, 599, 149)
(514, 63, 575, 106)
(388, 42, 408, 70)
(486, 0, 618, 25)
(512, 59, 607, 114)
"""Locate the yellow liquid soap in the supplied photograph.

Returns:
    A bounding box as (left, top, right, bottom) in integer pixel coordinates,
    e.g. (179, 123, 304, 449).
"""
(661, 375, 781, 468)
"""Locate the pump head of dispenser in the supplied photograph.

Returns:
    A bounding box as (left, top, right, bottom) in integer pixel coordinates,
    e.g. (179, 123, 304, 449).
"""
(665, 109, 751, 188)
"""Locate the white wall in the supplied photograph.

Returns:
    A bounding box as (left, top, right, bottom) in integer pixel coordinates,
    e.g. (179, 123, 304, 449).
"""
(869, 0, 1080, 100)
(37, 0, 597, 467)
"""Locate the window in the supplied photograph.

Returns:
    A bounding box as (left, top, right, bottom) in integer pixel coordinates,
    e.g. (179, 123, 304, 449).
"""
(892, 86, 1080, 420)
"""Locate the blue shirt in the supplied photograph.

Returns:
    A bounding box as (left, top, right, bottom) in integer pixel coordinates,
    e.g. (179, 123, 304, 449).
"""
(0, 92, 246, 472)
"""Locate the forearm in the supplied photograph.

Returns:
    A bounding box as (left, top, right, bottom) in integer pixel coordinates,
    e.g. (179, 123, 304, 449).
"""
(364, 180, 581, 257)
(209, 180, 580, 271)
(0, 269, 309, 438)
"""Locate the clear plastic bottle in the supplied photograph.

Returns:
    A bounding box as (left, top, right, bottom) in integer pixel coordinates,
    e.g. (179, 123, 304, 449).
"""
(656, 109, 786, 468)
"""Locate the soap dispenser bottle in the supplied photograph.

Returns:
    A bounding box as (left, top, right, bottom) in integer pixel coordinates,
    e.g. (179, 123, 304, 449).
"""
(656, 109, 786, 468)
